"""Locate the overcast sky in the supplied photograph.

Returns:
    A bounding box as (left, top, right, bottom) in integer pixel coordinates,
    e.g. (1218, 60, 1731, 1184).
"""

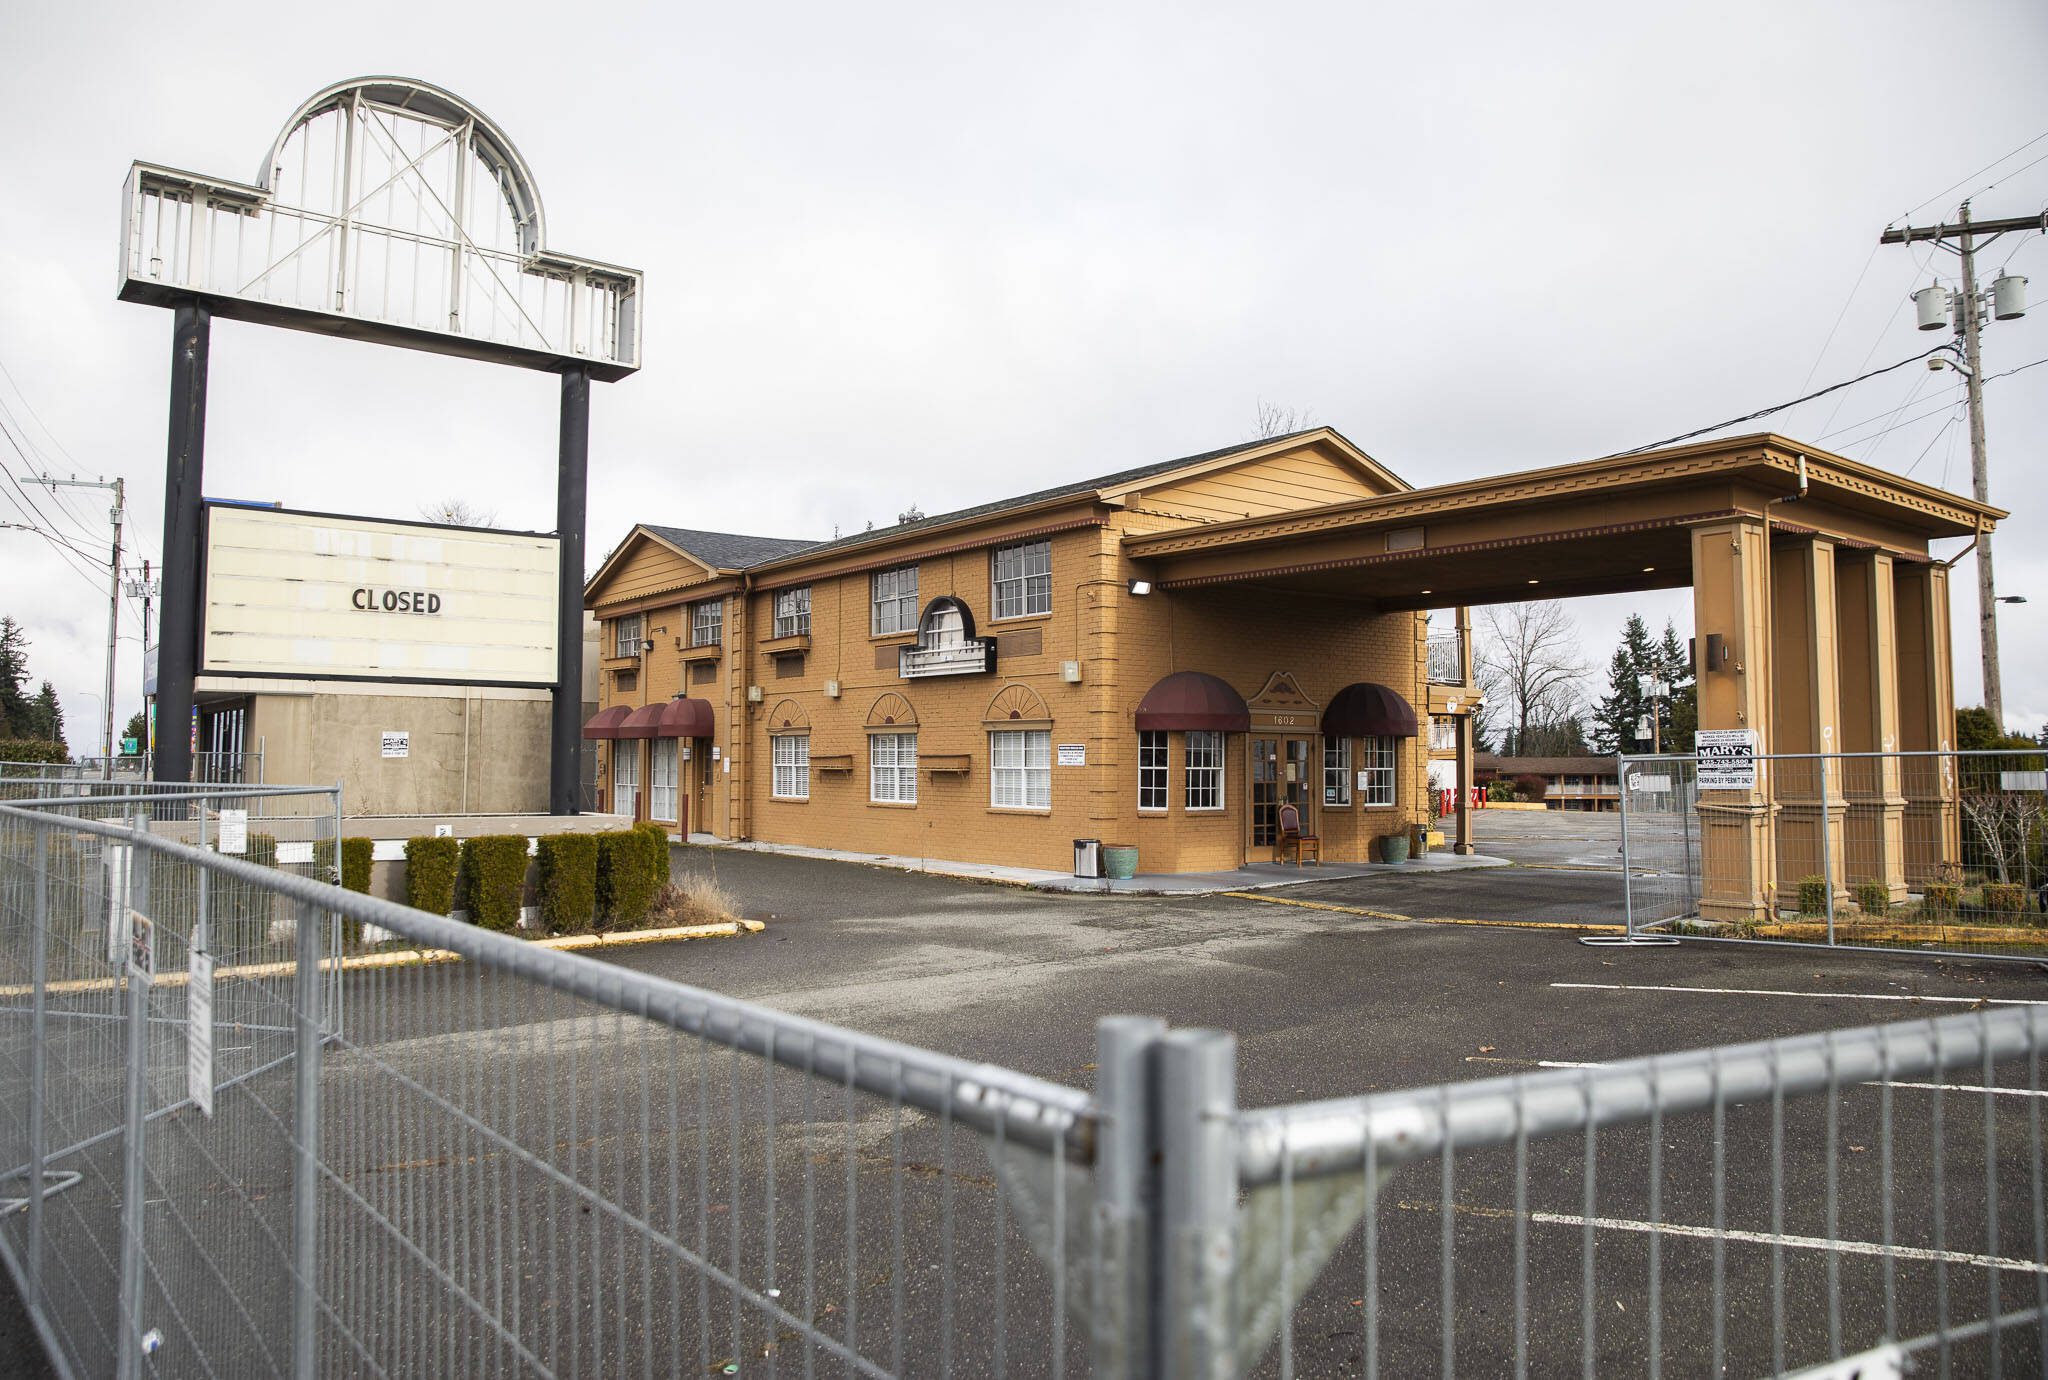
(4, 1, 2045, 756)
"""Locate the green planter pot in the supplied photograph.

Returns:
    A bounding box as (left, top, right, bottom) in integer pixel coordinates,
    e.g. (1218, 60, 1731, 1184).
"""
(1379, 833, 1410, 865)
(1103, 845, 1140, 880)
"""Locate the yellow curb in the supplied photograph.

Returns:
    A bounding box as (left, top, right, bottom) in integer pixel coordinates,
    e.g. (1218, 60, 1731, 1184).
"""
(0, 918, 765, 996)
(1222, 890, 1623, 933)
(1750, 920, 2048, 947)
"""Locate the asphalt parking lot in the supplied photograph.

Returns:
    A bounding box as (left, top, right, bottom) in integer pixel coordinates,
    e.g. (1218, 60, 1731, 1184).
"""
(9, 817, 2045, 1375)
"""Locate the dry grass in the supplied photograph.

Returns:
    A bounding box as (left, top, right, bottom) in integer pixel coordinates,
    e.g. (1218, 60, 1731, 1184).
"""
(648, 875, 741, 930)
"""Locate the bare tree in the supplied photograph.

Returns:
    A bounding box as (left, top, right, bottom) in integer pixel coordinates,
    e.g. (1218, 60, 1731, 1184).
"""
(1252, 400, 1315, 439)
(1959, 788, 2047, 886)
(1475, 601, 1591, 756)
(418, 498, 499, 527)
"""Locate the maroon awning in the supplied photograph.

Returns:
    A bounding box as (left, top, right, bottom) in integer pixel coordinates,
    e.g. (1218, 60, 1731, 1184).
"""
(1134, 671, 1251, 732)
(582, 705, 633, 740)
(618, 697, 717, 739)
(1321, 682, 1419, 737)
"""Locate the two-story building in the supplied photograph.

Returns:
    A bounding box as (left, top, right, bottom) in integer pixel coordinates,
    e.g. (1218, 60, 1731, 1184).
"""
(581, 428, 1477, 874)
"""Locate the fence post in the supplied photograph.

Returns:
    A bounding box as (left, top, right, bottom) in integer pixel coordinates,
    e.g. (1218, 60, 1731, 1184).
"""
(26, 826, 48, 1314)
(1158, 1029, 1238, 1379)
(1820, 755, 1836, 945)
(291, 897, 324, 1376)
(116, 813, 150, 1380)
(1094, 1016, 1166, 1378)
(1617, 752, 1635, 938)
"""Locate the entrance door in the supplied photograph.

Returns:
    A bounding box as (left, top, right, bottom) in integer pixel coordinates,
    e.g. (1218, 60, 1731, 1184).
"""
(612, 741, 640, 818)
(1251, 737, 1314, 857)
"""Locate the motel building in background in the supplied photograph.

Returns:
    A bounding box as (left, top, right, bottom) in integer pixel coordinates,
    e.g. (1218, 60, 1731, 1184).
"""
(583, 429, 1460, 874)
(581, 423, 1994, 901)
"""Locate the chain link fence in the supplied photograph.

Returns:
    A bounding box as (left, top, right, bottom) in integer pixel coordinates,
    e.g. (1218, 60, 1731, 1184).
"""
(4, 782, 2048, 1374)
(1621, 748, 2048, 964)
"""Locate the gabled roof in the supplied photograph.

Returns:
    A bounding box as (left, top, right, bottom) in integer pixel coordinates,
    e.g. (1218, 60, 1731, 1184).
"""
(586, 426, 1406, 602)
(643, 525, 818, 570)
(744, 427, 1404, 572)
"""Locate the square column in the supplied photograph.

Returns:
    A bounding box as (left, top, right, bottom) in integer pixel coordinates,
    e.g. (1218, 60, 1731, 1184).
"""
(1692, 518, 1775, 922)
(1836, 551, 1908, 900)
(1770, 536, 1847, 906)
(1895, 561, 1961, 882)
(1454, 713, 1475, 855)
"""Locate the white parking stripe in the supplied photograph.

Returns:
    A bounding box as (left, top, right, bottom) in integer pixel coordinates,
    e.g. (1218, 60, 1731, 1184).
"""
(1553, 981, 2048, 1007)
(1527, 1212, 2048, 1275)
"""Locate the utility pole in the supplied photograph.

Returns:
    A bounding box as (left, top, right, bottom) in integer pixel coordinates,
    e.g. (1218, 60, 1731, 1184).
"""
(126, 558, 157, 759)
(43, 475, 125, 779)
(1879, 204, 2041, 729)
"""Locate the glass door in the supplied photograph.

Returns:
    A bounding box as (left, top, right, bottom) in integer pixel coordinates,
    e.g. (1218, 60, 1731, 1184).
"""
(1251, 738, 1279, 847)
(649, 739, 678, 823)
(612, 741, 640, 817)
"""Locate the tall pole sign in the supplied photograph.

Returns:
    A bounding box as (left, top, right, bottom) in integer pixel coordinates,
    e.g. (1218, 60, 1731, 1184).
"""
(118, 77, 642, 812)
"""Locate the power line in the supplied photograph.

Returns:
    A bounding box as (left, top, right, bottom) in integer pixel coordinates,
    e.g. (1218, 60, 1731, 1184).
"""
(1603, 342, 1950, 458)
(1898, 128, 2048, 223)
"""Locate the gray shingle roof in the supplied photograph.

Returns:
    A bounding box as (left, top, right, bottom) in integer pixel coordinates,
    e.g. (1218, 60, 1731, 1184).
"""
(636, 429, 1323, 575)
(741, 430, 1322, 570)
(643, 525, 820, 570)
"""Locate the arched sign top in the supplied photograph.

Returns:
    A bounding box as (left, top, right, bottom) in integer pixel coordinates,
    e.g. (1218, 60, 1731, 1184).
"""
(119, 74, 641, 379)
(258, 77, 548, 258)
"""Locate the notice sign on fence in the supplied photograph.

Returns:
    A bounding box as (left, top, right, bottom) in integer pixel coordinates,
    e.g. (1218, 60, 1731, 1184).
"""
(187, 951, 215, 1117)
(1696, 728, 1759, 790)
(218, 808, 248, 855)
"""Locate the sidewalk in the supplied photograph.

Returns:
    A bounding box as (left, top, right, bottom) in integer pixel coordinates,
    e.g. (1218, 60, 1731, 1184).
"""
(681, 833, 1510, 895)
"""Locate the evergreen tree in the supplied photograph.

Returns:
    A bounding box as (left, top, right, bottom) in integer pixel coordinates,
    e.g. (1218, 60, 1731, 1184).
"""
(1657, 620, 1697, 753)
(123, 710, 148, 749)
(31, 682, 66, 751)
(0, 618, 31, 739)
(1591, 615, 1658, 752)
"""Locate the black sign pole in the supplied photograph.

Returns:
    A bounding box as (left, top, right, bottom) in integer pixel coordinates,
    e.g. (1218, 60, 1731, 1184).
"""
(155, 300, 211, 788)
(551, 365, 590, 814)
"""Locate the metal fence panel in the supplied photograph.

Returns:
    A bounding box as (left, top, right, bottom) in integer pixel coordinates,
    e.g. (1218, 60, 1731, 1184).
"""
(1621, 748, 2048, 964)
(6, 782, 2048, 1376)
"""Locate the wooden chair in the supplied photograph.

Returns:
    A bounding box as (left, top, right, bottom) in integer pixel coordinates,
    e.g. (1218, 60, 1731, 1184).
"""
(1276, 802, 1321, 865)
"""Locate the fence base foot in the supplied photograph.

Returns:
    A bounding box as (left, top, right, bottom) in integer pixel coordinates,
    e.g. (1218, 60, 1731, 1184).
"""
(1578, 934, 1682, 947)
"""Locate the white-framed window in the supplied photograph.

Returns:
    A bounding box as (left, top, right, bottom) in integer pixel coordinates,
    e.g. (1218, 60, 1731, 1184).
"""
(991, 540, 1052, 619)
(611, 741, 640, 815)
(870, 732, 918, 803)
(691, 599, 723, 647)
(613, 613, 644, 658)
(1323, 737, 1352, 806)
(1430, 716, 1458, 753)
(771, 734, 810, 800)
(773, 587, 811, 638)
(871, 565, 920, 635)
(650, 739, 679, 821)
(1138, 730, 1168, 811)
(1185, 730, 1224, 810)
(991, 729, 1051, 808)
(1360, 736, 1397, 806)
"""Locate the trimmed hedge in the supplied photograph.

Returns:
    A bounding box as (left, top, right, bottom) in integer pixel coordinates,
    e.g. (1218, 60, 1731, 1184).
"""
(1797, 875, 1829, 916)
(536, 834, 599, 935)
(1853, 881, 1890, 916)
(1983, 883, 2029, 917)
(311, 837, 374, 894)
(597, 828, 661, 930)
(637, 822, 672, 890)
(404, 836, 460, 915)
(1922, 882, 1960, 917)
(458, 835, 529, 932)
(0, 739, 70, 765)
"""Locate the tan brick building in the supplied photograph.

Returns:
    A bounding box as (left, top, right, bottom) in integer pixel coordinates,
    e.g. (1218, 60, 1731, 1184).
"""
(582, 429, 1471, 874)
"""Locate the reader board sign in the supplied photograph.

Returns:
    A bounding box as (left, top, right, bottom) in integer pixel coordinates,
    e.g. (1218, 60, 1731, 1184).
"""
(200, 504, 560, 686)
(1696, 729, 1759, 790)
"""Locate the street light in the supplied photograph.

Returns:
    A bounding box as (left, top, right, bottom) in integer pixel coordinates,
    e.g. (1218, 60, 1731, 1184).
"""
(1997, 595, 2027, 604)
